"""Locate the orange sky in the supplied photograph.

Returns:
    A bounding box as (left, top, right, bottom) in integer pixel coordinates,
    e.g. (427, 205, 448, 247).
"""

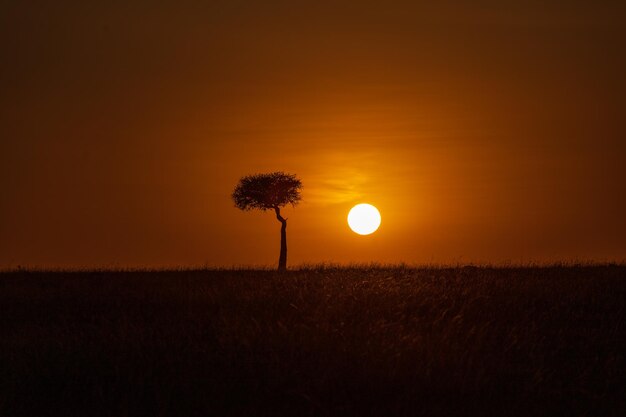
(1, 1, 625, 268)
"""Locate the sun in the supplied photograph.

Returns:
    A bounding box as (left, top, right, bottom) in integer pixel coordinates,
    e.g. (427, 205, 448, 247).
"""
(348, 203, 381, 235)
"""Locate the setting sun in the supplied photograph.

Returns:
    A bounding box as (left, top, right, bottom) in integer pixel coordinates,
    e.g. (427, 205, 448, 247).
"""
(348, 204, 381, 235)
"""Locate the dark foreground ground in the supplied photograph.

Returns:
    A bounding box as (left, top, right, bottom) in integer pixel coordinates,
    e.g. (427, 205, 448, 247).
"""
(1, 266, 625, 417)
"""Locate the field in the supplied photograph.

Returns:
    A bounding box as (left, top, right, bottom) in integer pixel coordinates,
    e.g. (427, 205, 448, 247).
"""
(1, 266, 625, 416)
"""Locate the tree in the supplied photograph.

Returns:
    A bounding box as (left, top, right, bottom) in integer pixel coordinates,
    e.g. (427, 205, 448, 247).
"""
(232, 172, 302, 271)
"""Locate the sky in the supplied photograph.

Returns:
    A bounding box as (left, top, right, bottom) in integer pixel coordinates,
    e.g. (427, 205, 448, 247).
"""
(1, 0, 625, 268)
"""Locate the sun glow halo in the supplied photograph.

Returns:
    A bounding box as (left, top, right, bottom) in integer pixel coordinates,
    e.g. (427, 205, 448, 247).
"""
(348, 204, 381, 235)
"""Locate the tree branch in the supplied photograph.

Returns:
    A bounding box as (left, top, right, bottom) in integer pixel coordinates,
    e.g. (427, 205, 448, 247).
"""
(273, 206, 287, 224)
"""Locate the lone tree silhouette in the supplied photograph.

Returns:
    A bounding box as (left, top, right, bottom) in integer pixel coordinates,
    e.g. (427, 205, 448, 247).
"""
(232, 172, 302, 271)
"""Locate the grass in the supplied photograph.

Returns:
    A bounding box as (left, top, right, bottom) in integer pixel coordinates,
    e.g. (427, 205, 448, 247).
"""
(1, 265, 625, 416)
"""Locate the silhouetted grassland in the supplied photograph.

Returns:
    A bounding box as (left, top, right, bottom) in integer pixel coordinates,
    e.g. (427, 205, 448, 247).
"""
(1, 265, 625, 416)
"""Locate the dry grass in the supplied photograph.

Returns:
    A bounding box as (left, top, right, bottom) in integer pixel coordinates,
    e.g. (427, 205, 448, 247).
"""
(1, 265, 625, 416)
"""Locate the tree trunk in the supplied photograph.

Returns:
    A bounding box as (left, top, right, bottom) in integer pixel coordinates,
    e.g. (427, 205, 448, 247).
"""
(274, 207, 287, 271)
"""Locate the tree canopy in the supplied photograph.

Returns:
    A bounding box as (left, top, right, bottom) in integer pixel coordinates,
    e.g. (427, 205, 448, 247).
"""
(232, 172, 302, 211)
